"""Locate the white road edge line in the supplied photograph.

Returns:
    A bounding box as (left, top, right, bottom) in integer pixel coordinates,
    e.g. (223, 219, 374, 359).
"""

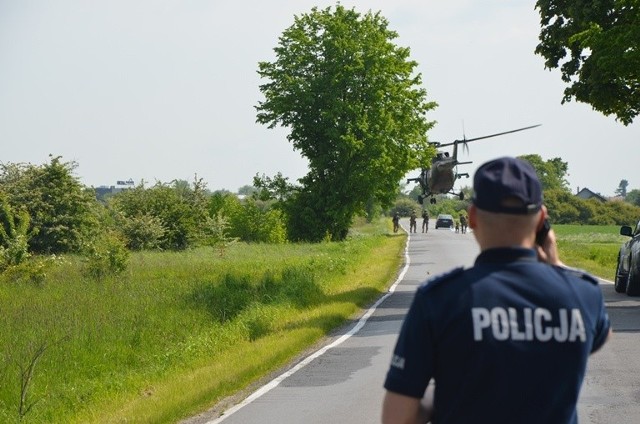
(205, 227, 412, 423)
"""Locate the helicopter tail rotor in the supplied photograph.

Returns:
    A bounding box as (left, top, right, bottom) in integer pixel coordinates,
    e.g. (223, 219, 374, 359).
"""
(461, 140, 470, 156)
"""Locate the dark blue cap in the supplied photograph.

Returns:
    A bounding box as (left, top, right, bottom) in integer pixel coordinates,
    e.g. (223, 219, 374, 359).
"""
(472, 157, 542, 214)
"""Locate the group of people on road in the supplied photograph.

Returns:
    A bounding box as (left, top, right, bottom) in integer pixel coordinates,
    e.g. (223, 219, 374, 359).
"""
(392, 210, 467, 234)
(401, 210, 422, 234)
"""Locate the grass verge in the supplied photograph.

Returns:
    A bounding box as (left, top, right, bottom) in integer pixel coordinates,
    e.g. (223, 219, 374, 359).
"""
(0, 218, 406, 423)
(1, 222, 623, 423)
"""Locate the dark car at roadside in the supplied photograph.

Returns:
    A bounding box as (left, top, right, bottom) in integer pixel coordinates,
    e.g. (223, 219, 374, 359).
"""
(435, 214, 454, 229)
(615, 219, 640, 296)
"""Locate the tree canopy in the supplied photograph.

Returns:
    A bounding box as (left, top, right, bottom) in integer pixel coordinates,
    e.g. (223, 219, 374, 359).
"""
(0, 156, 98, 254)
(256, 5, 436, 241)
(535, 0, 640, 125)
(108, 179, 209, 251)
(616, 179, 629, 197)
(518, 154, 570, 191)
(626, 188, 640, 206)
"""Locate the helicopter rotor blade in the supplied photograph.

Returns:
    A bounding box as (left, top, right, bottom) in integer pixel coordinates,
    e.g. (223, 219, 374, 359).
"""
(437, 124, 541, 148)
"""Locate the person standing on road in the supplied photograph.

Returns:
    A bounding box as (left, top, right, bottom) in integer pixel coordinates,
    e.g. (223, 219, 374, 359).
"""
(409, 211, 417, 233)
(459, 214, 467, 234)
(382, 156, 611, 424)
(422, 210, 429, 233)
(392, 212, 400, 233)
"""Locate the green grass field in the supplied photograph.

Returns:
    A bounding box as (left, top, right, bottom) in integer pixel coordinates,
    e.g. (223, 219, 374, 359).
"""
(0, 221, 626, 423)
(0, 218, 406, 423)
(554, 224, 627, 281)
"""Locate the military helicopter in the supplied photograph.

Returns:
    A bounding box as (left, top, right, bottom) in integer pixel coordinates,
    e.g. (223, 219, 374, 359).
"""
(408, 124, 541, 204)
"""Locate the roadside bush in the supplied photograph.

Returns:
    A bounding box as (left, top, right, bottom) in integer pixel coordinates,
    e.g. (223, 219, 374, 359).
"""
(0, 235, 29, 271)
(109, 181, 206, 250)
(589, 199, 640, 226)
(390, 198, 420, 217)
(1, 255, 67, 285)
(609, 200, 640, 225)
(626, 189, 640, 207)
(284, 190, 328, 242)
(0, 193, 31, 271)
(83, 232, 129, 279)
(577, 199, 597, 224)
(364, 197, 383, 222)
(207, 191, 239, 217)
(260, 209, 287, 243)
(423, 196, 469, 218)
(228, 200, 287, 243)
(118, 213, 166, 251)
(545, 188, 640, 225)
(0, 157, 98, 254)
(202, 214, 238, 257)
(208, 195, 287, 244)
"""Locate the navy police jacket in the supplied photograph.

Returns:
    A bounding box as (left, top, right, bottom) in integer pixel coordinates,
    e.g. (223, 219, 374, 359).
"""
(384, 247, 610, 424)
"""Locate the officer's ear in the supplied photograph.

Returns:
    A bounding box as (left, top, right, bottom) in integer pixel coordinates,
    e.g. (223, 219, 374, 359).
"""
(468, 205, 477, 229)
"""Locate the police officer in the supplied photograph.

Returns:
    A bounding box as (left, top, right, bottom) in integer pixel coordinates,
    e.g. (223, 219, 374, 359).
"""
(382, 157, 611, 424)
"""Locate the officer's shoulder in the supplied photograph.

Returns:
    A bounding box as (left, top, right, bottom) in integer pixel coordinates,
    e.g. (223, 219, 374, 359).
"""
(555, 265, 600, 285)
(421, 267, 465, 292)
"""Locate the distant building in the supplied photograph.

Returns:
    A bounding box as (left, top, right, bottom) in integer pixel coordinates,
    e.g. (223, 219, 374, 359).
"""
(575, 187, 607, 203)
(94, 186, 124, 201)
(94, 180, 135, 201)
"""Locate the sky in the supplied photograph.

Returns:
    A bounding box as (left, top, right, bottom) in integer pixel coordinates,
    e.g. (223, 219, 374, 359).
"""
(1, 1, 638, 197)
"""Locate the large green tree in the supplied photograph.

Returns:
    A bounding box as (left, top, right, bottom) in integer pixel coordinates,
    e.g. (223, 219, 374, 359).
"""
(535, 0, 640, 125)
(256, 5, 436, 241)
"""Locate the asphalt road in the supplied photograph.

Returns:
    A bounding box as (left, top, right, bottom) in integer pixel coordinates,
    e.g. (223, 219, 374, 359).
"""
(187, 220, 640, 424)
(578, 282, 640, 423)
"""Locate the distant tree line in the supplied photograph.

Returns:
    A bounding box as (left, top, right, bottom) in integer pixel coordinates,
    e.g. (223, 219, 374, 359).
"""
(396, 154, 640, 226)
